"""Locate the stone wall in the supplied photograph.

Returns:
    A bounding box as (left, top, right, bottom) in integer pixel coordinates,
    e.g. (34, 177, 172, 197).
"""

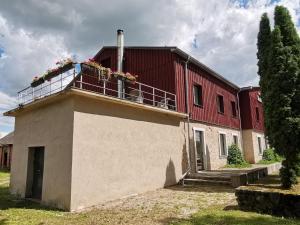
(189, 121, 242, 171)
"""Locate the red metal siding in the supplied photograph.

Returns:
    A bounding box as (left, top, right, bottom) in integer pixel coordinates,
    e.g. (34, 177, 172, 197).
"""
(174, 56, 240, 129)
(95, 47, 241, 129)
(94, 48, 176, 94)
(239, 89, 264, 132)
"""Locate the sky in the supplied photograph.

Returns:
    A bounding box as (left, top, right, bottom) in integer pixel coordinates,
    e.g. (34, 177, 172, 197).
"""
(0, 0, 299, 136)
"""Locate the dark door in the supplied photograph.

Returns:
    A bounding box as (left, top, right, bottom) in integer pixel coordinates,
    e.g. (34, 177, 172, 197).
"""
(194, 130, 205, 171)
(31, 148, 44, 199)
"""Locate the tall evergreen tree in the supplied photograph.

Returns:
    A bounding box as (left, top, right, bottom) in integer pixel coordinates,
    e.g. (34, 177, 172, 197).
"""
(274, 6, 300, 47)
(257, 6, 300, 188)
(267, 27, 298, 187)
(257, 13, 271, 140)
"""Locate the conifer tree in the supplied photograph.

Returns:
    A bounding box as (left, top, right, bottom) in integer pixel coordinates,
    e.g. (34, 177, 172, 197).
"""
(257, 6, 300, 188)
(267, 27, 298, 187)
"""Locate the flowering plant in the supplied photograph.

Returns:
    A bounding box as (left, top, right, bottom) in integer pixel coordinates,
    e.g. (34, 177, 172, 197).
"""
(112, 71, 138, 83)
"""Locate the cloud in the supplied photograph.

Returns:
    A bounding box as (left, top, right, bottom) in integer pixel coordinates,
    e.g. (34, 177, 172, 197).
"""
(0, 91, 16, 134)
(0, 0, 299, 133)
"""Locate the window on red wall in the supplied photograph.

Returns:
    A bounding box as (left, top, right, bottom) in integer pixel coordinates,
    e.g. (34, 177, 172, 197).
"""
(217, 95, 224, 114)
(256, 107, 260, 121)
(193, 85, 203, 106)
(231, 101, 237, 117)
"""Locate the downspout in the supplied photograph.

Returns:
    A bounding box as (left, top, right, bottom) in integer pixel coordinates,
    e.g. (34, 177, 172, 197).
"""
(117, 29, 124, 98)
(184, 56, 192, 177)
(237, 89, 244, 155)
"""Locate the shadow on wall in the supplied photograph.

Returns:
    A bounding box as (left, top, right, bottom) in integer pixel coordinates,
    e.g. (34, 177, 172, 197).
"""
(164, 158, 176, 187)
(181, 142, 188, 174)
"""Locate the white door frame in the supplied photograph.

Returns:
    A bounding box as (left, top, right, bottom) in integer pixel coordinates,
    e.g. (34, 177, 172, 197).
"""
(192, 127, 207, 171)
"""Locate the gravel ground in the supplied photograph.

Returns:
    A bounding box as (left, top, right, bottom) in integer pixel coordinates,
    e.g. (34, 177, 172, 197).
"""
(73, 184, 237, 225)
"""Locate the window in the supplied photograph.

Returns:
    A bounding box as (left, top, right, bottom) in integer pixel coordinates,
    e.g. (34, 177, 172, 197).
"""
(219, 133, 227, 156)
(100, 57, 111, 68)
(233, 135, 238, 145)
(231, 101, 237, 117)
(193, 85, 203, 106)
(256, 107, 260, 121)
(217, 95, 224, 114)
(258, 136, 262, 154)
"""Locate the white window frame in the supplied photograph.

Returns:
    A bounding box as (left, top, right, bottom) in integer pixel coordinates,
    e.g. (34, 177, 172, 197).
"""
(257, 134, 263, 155)
(218, 131, 227, 158)
(232, 133, 239, 146)
(193, 127, 206, 171)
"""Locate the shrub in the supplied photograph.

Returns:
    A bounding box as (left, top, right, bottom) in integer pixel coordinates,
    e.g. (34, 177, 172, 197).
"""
(227, 144, 246, 165)
(261, 148, 283, 163)
(280, 160, 297, 189)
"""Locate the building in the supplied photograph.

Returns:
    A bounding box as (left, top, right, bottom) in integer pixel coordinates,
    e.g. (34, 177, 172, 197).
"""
(239, 87, 267, 163)
(0, 132, 14, 170)
(5, 31, 267, 211)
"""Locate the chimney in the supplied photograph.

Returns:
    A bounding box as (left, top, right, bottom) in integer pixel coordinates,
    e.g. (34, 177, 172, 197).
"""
(117, 29, 124, 98)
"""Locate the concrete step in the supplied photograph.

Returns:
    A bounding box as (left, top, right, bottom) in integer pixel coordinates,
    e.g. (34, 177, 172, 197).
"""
(183, 178, 231, 186)
(187, 174, 231, 182)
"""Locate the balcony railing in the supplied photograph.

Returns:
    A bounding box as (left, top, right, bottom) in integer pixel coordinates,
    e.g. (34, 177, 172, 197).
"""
(17, 64, 177, 111)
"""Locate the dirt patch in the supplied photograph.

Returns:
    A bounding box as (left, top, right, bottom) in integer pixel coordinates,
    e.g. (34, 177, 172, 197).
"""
(72, 184, 236, 225)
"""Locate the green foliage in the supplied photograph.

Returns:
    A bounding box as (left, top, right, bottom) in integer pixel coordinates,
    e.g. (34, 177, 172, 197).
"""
(257, 6, 300, 189)
(280, 160, 298, 189)
(262, 148, 282, 162)
(227, 144, 247, 165)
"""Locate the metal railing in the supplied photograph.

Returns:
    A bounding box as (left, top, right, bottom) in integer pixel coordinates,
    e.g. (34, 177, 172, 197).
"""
(17, 69, 76, 105)
(17, 64, 177, 111)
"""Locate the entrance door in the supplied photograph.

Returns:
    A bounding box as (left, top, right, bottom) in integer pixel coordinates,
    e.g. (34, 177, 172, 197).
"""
(194, 130, 205, 171)
(31, 147, 44, 199)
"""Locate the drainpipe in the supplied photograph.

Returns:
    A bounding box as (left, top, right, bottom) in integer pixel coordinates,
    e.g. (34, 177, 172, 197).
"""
(237, 89, 244, 156)
(117, 29, 124, 98)
(184, 56, 192, 175)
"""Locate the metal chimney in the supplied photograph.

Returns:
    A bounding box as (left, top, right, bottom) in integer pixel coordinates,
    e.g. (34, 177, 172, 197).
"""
(117, 29, 124, 98)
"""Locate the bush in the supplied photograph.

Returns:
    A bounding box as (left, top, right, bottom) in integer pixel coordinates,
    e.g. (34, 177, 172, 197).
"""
(227, 144, 247, 165)
(261, 148, 283, 163)
(280, 160, 298, 189)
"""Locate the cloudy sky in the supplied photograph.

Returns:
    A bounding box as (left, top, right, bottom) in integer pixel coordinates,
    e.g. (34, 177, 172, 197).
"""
(0, 0, 299, 136)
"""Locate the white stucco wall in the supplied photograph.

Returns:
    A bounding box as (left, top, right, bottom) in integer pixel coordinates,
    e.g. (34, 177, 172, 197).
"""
(70, 94, 187, 211)
(189, 121, 243, 171)
(242, 129, 267, 163)
(10, 97, 74, 210)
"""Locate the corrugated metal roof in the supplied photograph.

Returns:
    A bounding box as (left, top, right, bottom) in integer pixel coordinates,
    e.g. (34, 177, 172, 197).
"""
(0, 132, 14, 145)
(94, 46, 240, 90)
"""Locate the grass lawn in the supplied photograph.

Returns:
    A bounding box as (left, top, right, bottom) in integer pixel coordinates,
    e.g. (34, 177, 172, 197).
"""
(0, 170, 299, 225)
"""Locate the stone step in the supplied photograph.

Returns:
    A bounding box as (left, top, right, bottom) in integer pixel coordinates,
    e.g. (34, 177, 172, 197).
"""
(182, 178, 232, 186)
(187, 174, 231, 182)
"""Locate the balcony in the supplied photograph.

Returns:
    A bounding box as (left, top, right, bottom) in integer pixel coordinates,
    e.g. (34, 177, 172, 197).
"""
(17, 63, 177, 111)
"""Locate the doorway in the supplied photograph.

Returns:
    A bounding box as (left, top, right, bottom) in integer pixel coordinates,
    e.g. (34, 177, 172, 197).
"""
(26, 147, 44, 200)
(193, 129, 205, 171)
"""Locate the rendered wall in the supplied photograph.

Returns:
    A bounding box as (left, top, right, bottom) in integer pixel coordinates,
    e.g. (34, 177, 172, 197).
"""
(10, 97, 74, 210)
(189, 121, 242, 171)
(242, 129, 267, 163)
(70, 94, 187, 211)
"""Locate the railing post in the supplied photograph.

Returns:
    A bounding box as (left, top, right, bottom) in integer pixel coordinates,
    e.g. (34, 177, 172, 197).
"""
(73, 67, 76, 88)
(164, 92, 167, 105)
(80, 74, 82, 89)
(49, 79, 52, 95)
(40, 83, 43, 97)
(60, 73, 63, 90)
(103, 80, 106, 95)
(139, 83, 142, 98)
(174, 95, 177, 111)
(153, 88, 155, 106)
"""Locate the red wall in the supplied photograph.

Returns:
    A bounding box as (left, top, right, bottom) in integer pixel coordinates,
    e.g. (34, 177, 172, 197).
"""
(95, 47, 241, 129)
(94, 48, 176, 93)
(239, 89, 264, 132)
(174, 57, 240, 129)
